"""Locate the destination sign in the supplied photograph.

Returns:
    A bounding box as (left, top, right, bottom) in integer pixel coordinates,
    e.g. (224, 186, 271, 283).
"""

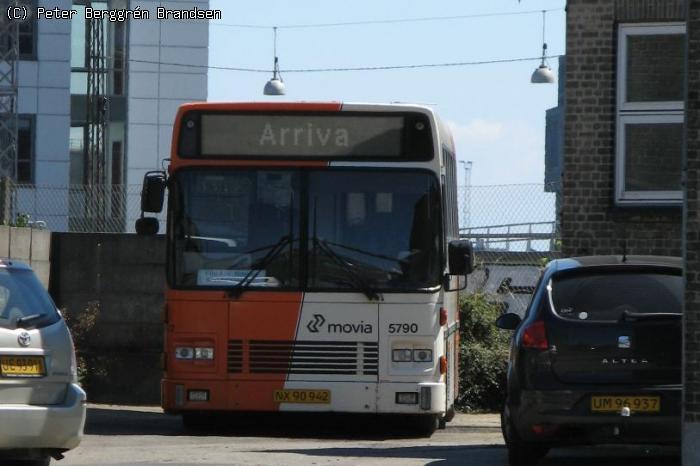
(178, 112, 433, 160)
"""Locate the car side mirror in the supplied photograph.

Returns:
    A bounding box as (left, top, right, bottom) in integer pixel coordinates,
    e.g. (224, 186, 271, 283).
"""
(448, 240, 474, 276)
(495, 313, 522, 330)
(135, 217, 159, 236)
(141, 171, 167, 213)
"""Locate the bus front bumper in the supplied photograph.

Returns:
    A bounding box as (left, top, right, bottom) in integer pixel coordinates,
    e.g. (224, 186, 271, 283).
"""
(162, 379, 446, 415)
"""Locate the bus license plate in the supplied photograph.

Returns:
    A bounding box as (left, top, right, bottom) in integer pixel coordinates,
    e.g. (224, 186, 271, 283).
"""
(0, 356, 45, 377)
(273, 389, 331, 404)
(591, 396, 660, 413)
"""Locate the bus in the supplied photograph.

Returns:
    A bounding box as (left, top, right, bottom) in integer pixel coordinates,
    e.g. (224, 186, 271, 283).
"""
(136, 102, 473, 433)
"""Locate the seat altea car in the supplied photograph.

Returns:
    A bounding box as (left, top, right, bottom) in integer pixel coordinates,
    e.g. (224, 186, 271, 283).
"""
(0, 260, 86, 465)
(496, 256, 682, 466)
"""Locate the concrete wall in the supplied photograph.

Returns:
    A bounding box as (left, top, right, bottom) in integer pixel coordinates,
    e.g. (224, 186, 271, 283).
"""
(50, 233, 165, 404)
(562, 0, 686, 257)
(0, 225, 52, 287)
(684, 1, 700, 463)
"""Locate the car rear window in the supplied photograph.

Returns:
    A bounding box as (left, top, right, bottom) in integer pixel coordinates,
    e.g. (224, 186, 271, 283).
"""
(0, 268, 58, 329)
(550, 271, 682, 321)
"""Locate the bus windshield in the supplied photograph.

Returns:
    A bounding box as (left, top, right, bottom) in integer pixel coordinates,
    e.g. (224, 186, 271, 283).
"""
(170, 168, 442, 292)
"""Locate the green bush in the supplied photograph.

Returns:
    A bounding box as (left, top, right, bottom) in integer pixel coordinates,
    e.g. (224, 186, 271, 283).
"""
(63, 301, 101, 387)
(456, 292, 511, 412)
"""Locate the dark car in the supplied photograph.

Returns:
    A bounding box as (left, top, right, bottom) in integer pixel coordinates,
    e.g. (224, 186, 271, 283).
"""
(496, 255, 682, 466)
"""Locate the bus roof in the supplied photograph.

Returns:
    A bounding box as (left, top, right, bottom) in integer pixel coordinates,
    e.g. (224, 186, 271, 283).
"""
(174, 101, 437, 116)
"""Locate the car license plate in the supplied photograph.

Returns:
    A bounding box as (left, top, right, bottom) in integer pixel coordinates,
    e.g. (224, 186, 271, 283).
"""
(591, 395, 660, 413)
(0, 356, 45, 377)
(273, 389, 331, 404)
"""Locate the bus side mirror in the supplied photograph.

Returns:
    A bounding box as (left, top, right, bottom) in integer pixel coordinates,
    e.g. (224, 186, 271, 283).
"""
(448, 240, 474, 276)
(135, 217, 159, 236)
(141, 171, 167, 213)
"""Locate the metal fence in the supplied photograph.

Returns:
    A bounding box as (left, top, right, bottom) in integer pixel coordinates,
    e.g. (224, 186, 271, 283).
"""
(8, 183, 164, 233)
(459, 183, 561, 315)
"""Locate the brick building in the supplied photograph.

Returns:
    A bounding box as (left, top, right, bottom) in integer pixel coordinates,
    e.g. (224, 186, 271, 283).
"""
(563, 0, 686, 257)
(563, 0, 699, 463)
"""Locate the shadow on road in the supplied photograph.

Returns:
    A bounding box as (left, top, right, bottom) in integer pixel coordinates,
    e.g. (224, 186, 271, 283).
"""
(83, 408, 681, 466)
(259, 445, 505, 466)
(85, 408, 466, 439)
(265, 445, 680, 466)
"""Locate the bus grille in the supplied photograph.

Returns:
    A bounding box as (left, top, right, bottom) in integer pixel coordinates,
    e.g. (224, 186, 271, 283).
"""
(227, 340, 243, 373)
(227, 340, 378, 376)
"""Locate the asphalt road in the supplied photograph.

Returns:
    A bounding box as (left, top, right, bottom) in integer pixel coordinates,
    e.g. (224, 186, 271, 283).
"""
(57, 405, 681, 466)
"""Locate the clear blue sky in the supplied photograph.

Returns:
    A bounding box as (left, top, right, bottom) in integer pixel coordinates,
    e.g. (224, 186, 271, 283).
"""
(207, 0, 566, 187)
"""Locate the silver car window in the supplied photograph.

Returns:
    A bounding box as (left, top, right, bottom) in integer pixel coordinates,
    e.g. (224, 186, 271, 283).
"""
(0, 268, 57, 329)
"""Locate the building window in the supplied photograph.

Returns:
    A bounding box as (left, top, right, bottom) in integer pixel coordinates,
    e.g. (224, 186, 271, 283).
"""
(616, 23, 686, 205)
(0, 0, 36, 60)
(17, 117, 33, 184)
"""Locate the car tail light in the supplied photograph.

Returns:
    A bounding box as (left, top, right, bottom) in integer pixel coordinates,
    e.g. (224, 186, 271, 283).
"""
(521, 320, 549, 350)
(439, 308, 447, 326)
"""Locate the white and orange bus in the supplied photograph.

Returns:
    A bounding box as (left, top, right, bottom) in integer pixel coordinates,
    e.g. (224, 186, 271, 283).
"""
(137, 102, 473, 432)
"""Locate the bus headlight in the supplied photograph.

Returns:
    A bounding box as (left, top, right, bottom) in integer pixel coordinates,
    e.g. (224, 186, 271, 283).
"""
(413, 349, 433, 363)
(392, 349, 413, 362)
(195, 347, 214, 360)
(175, 347, 194, 359)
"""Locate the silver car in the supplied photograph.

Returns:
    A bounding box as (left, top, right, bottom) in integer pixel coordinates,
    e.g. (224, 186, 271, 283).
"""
(0, 261, 86, 465)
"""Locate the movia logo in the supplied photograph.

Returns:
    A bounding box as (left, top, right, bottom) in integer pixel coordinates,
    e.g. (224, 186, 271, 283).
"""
(307, 314, 326, 333)
(306, 314, 373, 334)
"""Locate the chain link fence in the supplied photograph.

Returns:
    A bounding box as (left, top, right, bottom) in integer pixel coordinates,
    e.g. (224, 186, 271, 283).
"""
(7, 182, 164, 233)
(460, 183, 561, 316)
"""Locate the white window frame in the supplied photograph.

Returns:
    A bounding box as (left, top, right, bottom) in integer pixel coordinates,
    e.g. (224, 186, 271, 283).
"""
(616, 22, 686, 205)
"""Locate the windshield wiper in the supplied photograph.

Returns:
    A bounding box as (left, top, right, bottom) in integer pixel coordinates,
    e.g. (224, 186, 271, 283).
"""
(16, 313, 48, 329)
(228, 235, 292, 299)
(619, 310, 682, 322)
(314, 238, 383, 301)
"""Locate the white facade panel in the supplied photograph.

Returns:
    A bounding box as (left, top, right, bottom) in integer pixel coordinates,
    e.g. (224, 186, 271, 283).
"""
(18, 87, 38, 114)
(128, 98, 159, 125)
(17, 62, 38, 87)
(158, 22, 208, 47)
(158, 99, 188, 125)
(159, 73, 207, 101)
(126, 125, 159, 169)
(36, 0, 72, 34)
(34, 161, 69, 186)
(37, 87, 70, 115)
(37, 33, 71, 62)
(127, 72, 159, 99)
(161, 45, 208, 67)
(127, 9, 160, 45)
(37, 61, 71, 89)
(158, 125, 173, 158)
(35, 115, 70, 161)
(129, 44, 159, 62)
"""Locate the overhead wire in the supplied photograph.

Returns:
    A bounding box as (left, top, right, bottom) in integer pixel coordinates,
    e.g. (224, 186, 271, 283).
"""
(128, 55, 563, 74)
